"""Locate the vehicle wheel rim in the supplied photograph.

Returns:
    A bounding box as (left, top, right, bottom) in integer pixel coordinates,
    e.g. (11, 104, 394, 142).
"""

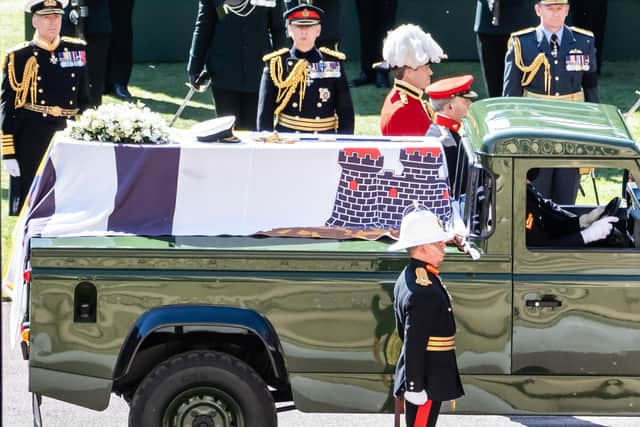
(163, 387, 245, 427)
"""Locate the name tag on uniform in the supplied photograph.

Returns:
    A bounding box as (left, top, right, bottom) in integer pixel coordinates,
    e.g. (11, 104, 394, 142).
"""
(308, 61, 341, 79)
(58, 50, 86, 68)
(565, 49, 590, 72)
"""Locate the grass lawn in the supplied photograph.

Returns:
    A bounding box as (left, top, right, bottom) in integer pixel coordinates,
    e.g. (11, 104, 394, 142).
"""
(2, 2, 640, 274)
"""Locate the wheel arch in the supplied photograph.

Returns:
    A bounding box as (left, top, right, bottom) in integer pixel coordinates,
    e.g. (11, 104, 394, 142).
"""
(112, 305, 289, 396)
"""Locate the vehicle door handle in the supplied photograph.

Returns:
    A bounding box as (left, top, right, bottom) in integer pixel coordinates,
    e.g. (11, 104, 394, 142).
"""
(525, 298, 562, 308)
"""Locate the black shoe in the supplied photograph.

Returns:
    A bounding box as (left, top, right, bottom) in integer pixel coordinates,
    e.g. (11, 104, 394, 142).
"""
(375, 71, 390, 88)
(351, 73, 374, 87)
(110, 84, 133, 100)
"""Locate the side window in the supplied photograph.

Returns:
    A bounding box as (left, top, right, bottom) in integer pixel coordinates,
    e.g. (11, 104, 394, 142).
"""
(525, 167, 637, 249)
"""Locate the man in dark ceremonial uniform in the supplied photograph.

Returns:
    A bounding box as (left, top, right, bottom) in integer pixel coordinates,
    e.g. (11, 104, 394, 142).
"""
(503, 0, 599, 205)
(425, 75, 478, 202)
(62, 0, 112, 107)
(188, 0, 286, 130)
(474, 0, 536, 97)
(379, 24, 446, 137)
(525, 168, 618, 247)
(503, 0, 599, 102)
(257, 4, 354, 134)
(1, 0, 89, 215)
(388, 209, 464, 427)
(352, 0, 397, 88)
(105, 0, 134, 99)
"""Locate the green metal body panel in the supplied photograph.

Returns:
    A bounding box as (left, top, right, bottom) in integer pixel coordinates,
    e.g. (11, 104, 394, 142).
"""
(26, 99, 640, 414)
(28, 246, 511, 410)
(290, 374, 640, 414)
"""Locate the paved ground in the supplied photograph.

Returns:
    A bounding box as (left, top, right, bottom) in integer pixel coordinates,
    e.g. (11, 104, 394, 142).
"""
(2, 303, 639, 426)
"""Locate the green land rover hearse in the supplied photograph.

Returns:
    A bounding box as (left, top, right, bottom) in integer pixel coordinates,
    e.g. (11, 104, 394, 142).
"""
(16, 98, 640, 426)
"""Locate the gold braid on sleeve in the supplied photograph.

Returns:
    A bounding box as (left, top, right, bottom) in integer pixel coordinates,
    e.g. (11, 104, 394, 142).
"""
(7, 54, 39, 109)
(269, 55, 309, 117)
(511, 36, 551, 95)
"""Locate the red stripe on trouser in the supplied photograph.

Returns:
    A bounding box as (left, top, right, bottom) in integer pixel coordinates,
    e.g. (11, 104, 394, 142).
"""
(414, 400, 432, 427)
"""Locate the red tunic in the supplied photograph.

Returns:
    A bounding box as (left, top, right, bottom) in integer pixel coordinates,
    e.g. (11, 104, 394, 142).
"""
(380, 80, 434, 136)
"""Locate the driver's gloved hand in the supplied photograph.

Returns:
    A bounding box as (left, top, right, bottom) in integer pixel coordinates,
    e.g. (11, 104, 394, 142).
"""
(581, 216, 618, 244)
(579, 205, 606, 228)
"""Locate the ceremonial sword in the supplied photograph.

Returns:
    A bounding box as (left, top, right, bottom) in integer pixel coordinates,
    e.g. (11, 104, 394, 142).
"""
(169, 70, 211, 127)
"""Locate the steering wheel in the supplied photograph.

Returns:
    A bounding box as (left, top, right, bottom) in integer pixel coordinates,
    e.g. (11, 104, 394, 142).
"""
(601, 196, 621, 219)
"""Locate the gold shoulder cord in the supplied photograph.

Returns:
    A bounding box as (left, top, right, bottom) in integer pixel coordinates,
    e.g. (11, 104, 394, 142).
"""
(7, 53, 39, 109)
(511, 36, 551, 95)
(269, 55, 309, 117)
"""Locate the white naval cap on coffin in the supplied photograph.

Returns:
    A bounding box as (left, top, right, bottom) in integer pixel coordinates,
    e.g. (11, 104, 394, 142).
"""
(189, 116, 240, 143)
(382, 24, 446, 69)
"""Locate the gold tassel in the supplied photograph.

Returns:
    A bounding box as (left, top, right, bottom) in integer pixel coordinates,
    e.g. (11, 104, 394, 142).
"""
(451, 399, 456, 412)
(7, 54, 39, 109)
(269, 55, 309, 117)
(511, 36, 551, 95)
(422, 100, 435, 122)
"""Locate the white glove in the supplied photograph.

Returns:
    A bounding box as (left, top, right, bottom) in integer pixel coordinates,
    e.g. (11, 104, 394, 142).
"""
(452, 235, 481, 260)
(579, 205, 605, 228)
(3, 158, 20, 177)
(580, 216, 618, 244)
(404, 390, 428, 406)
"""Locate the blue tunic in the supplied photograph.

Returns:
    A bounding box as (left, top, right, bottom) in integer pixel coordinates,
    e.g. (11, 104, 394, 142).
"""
(503, 25, 599, 102)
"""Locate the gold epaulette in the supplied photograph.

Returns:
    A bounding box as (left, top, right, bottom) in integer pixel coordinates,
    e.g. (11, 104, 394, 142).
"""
(510, 27, 536, 37)
(319, 46, 346, 61)
(262, 47, 289, 62)
(570, 26, 594, 37)
(61, 36, 87, 45)
(6, 41, 29, 55)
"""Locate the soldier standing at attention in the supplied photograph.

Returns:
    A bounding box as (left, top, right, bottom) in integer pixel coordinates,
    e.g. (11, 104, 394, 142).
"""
(388, 209, 465, 427)
(1, 0, 89, 215)
(105, 0, 134, 100)
(474, 0, 536, 97)
(187, 0, 286, 130)
(62, 0, 112, 108)
(503, 0, 598, 204)
(256, 4, 354, 134)
(379, 24, 446, 137)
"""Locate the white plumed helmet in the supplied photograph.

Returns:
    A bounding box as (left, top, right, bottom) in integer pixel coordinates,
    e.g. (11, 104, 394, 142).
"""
(382, 24, 446, 69)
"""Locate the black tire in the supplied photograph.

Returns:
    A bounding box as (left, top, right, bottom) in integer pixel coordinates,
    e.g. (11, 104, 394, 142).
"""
(128, 350, 276, 427)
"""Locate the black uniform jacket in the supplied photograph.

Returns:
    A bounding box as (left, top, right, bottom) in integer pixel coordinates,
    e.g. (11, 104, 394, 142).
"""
(474, 0, 536, 35)
(526, 183, 584, 247)
(257, 46, 354, 134)
(393, 258, 464, 402)
(503, 25, 599, 102)
(187, 0, 286, 94)
(1, 36, 89, 160)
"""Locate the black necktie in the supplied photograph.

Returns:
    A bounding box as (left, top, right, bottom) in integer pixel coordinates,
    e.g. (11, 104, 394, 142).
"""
(550, 33, 559, 58)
